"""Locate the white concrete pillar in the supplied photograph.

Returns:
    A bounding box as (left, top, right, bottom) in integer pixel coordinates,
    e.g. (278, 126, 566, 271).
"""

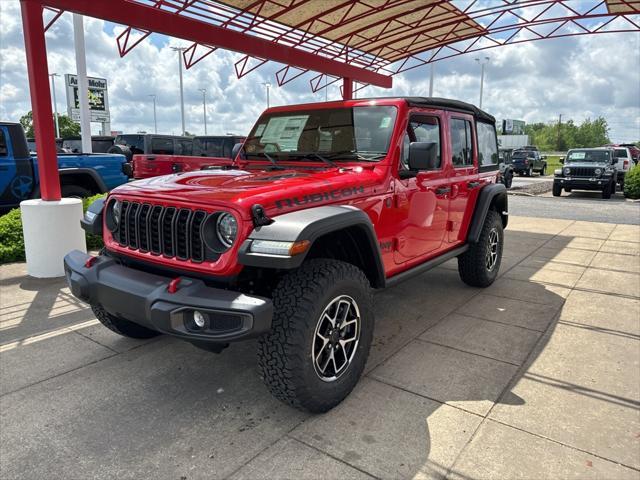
(20, 198, 86, 278)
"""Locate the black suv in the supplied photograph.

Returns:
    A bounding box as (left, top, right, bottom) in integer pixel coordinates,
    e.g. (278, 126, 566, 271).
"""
(108, 134, 193, 162)
(511, 148, 547, 176)
(553, 148, 618, 199)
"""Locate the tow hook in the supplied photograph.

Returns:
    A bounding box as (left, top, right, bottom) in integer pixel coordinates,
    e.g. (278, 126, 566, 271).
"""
(84, 256, 98, 268)
(167, 277, 182, 294)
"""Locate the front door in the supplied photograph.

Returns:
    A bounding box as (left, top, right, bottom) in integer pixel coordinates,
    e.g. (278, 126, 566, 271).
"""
(447, 115, 479, 243)
(394, 113, 449, 264)
(0, 125, 36, 208)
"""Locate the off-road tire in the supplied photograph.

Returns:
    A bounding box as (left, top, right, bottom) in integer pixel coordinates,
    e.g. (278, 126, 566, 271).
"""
(602, 181, 612, 199)
(458, 210, 503, 287)
(504, 171, 513, 188)
(61, 185, 92, 198)
(552, 184, 562, 197)
(91, 304, 160, 339)
(525, 166, 533, 177)
(564, 187, 572, 193)
(258, 259, 374, 413)
(540, 164, 547, 176)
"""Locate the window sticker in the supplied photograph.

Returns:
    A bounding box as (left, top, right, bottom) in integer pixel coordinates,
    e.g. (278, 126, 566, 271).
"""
(569, 152, 586, 160)
(260, 115, 309, 151)
(379, 116, 391, 129)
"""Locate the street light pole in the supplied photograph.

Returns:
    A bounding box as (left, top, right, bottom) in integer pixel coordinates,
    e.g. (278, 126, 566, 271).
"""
(148, 94, 157, 134)
(49, 73, 60, 138)
(261, 82, 271, 109)
(171, 46, 186, 135)
(475, 56, 490, 109)
(199, 88, 207, 135)
(429, 63, 434, 97)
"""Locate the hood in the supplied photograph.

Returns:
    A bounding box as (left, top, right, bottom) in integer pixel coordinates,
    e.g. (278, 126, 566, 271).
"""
(111, 165, 387, 217)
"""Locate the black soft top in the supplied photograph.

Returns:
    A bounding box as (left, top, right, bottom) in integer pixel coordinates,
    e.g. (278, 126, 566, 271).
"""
(403, 97, 495, 124)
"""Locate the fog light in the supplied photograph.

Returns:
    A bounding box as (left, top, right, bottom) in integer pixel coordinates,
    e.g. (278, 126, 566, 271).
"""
(193, 311, 206, 328)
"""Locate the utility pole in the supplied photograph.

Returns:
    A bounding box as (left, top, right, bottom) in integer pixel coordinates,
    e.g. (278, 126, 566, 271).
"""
(171, 46, 187, 135)
(557, 114, 563, 151)
(429, 63, 434, 97)
(261, 82, 271, 109)
(148, 94, 157, 134)
(199, 88, 207, 135)
(475, 56, 490, 109)
(49, 73, 60, 138)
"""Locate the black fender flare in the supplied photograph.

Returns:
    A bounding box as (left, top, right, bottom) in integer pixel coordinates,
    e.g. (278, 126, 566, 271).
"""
(238, 205, 385, 288)
(59, 168, 109, 193)
(467, 183, 508, 243)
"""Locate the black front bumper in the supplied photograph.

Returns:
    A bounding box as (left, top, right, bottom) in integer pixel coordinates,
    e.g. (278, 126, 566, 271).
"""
(554, 177, 611, 190)
(63, 250, 273, 343)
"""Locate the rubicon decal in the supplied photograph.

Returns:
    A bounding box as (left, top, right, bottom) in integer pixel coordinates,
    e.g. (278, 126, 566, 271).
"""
(275, 186, 365, 209)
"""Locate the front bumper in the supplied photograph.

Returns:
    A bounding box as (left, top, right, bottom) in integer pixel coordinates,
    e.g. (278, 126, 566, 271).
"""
(63, 250, 273, 343)
(554, 177, 611, 190)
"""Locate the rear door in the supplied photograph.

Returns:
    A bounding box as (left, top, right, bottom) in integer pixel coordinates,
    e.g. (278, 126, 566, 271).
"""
(447, 114, 479, 243)
(393, 113, 449, 263)
(0, 125, 36, 207)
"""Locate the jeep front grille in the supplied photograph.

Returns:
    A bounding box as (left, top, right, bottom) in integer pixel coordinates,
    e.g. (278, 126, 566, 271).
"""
(115, 201, 208, 262)
(569, 167, 596, 177)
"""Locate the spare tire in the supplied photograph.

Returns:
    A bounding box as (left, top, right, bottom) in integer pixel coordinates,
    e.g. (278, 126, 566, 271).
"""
(108, 144, 133, 162)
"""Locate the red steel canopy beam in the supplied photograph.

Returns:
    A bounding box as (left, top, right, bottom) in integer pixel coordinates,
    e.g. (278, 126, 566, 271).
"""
(40, 0, 392, 88)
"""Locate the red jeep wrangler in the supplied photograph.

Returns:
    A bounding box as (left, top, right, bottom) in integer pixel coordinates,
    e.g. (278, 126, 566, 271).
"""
(65, 97, 507, 412)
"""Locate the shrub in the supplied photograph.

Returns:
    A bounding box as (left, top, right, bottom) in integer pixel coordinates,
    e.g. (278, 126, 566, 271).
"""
(0, 193, 106, 264)
(623, 165, 640, 199)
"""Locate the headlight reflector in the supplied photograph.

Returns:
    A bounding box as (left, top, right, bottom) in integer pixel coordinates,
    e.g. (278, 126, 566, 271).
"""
(216, 213, 238, 248)
(594, 168, 602, 176)
(564, 167, 571, 175)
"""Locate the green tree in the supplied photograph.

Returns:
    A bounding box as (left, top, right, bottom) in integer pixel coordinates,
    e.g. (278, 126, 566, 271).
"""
(523, 117, 610, 150)
(19, 111, 81, 138)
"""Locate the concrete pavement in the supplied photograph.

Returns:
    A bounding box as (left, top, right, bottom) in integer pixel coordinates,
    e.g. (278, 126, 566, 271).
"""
(1, 216, 639, 479)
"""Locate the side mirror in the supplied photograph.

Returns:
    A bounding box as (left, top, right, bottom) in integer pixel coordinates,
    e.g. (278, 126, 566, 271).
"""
(559, 157, 564, 164)
(231, 142, 245, 160)
(540, 155, 547, 160)
(408, 142, 438, 171)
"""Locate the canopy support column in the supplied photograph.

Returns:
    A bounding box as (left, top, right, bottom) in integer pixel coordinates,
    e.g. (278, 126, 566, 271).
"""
(342, 77, 353, 100)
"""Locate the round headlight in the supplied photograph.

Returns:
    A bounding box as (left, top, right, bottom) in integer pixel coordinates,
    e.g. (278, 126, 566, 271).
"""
(106, 199, 122, 231)
(564, 167, 571, 175)
(595, 168, 602, 176)
(216, 213, 237, 248)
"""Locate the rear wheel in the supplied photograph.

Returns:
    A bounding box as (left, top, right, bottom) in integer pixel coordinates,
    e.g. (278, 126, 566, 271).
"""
(258, 259, 374, 413)
(92, 304, 160, 339)
(458, 210, 503, 287)
(552, 184, 562, 197)
(540, 164, 547, 176)
(526, 166, 533, 177)
(61, 185, 91, 198)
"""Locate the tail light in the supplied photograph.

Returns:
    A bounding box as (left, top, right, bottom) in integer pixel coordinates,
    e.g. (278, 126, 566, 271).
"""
(624, 160, 629, 169)
(524, 159, 529, 165)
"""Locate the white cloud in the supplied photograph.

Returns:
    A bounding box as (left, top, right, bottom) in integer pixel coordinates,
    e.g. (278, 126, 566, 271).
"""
(0, 0, 638, 142)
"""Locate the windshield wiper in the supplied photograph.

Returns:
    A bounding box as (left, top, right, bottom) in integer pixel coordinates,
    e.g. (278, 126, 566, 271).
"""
(324, 150, 385, 162)
(289, 152, 338, 168)
(248, 151, 285, 169)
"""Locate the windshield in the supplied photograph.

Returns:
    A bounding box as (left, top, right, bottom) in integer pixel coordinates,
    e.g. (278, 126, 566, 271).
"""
(567, 150, 611, 163)
(243, 106, 398, 161)
(115, 135, 144, 152)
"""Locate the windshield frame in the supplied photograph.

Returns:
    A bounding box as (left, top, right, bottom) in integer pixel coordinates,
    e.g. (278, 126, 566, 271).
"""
(242, 105, 399, 163)
(566, 149, 612, 164)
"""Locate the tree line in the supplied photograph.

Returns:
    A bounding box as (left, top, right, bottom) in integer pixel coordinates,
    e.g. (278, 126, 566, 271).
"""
(522, 117, 614, 151)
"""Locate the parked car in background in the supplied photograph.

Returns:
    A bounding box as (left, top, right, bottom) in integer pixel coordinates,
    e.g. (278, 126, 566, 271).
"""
(553, 147, 617, 199)
(498, 149, 514, 188)
(1, 122, 129, 210)
(108, 134, 193, 162)
(511, 149, 547, 176)
(62, 136, 115, 154)
(132, 134, 245, 179)
(27, 137, 65, 153)
(611, 146, 633, 190)
(607, 143, 640, 165)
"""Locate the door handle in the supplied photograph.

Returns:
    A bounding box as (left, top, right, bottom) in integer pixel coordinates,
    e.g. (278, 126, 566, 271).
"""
(467, 181, 480, 188)
(435, 187, 451, 195)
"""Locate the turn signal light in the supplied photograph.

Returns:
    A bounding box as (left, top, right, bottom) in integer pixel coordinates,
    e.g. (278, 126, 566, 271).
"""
(249, 239, 311, 256)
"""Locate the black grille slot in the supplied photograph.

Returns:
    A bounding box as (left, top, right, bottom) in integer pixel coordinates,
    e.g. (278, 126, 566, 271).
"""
(190, 211, 206, 263)
(114, 202, 209, 262)
(571, 167, 596, 177)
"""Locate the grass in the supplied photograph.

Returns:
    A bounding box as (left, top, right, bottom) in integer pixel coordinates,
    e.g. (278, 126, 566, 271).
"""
(544, 155, 563, 174)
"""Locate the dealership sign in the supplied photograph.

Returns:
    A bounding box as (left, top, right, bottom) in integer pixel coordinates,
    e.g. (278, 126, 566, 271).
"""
(502, 119, 525, 135)
(65, 74, 110, 123)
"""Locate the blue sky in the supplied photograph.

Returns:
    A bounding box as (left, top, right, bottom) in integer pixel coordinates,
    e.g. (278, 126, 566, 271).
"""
(0, 0, 638, 142)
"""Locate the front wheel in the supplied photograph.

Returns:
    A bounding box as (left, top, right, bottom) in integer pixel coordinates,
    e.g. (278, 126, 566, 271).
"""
(458, 210, 503, 287)
(258, 259, 374, 413)
(552, 184, 562, 196)
(540, 164, 547, 176)
(602, 181, 612, 199)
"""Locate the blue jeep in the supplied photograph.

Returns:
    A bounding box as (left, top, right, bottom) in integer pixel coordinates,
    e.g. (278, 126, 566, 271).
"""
(0, 122, 130, 210)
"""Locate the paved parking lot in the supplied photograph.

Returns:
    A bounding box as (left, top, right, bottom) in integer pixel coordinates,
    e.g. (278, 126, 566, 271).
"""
(1, 216, 639, 479)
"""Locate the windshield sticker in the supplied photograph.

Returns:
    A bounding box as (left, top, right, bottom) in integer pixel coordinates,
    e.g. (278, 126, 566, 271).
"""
(254, 123, 266, 136)
(569, 152, 586, 160)
(260, 115, 309, 151)
(379, 116, 392, 128)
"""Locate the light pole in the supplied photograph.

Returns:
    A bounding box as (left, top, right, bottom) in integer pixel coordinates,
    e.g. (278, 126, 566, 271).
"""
(199, 88, 207, 135)
(49, 73, 60, 138)
(261, 82, 271, 109)
(475, 56, 490, 109)
(429, 63, 434, 97)
(171, 46, 187, 135)
(148, 94, 157, 134)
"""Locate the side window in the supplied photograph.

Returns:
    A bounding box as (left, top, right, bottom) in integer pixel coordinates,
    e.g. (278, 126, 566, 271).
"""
(223, 139, 234, 157)
(176, 139, 192, 155)
(477, 122, 498, 167)
(0, 129, 7, 157)
(151, 138, 174, 154)
(450, 118, 473, 167)
(401, 115, 441, 170)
